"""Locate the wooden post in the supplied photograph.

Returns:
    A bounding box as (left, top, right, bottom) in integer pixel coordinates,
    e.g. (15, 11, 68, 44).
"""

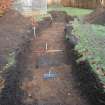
(45, 42, 48, 52)
(31, 17, 37, 38)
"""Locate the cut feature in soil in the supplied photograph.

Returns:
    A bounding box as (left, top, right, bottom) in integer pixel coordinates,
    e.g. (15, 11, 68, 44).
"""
(17, 22, 90, 105)
(49, 11, 74, 23)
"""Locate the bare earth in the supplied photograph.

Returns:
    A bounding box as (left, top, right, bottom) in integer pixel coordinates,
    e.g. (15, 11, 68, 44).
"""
(17, 22, 91, 105)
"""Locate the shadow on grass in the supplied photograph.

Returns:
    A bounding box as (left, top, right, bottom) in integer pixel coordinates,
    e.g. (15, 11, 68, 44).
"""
(65, 41, 105, 105)
(0, 63, 23, 105)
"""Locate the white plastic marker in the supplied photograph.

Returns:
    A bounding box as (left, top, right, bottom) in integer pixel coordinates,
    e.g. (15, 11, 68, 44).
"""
(43, 71, 57, 80)
(45, 42, 48, 52)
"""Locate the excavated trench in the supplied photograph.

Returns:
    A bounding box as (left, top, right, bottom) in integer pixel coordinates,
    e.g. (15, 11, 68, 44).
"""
(0, 11, 103, 105)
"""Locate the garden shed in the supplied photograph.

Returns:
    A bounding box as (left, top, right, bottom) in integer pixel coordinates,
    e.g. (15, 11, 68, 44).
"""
(14, 0, 47, 15)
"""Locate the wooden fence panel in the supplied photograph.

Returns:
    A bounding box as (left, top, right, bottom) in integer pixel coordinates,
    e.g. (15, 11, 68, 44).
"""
(61, 0, 99, 9)
(48, 0, 99, 9)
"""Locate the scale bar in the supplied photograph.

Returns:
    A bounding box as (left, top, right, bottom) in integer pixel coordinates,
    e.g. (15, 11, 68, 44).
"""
(33, 50, 64, 53)
(47, 50, 64, 53)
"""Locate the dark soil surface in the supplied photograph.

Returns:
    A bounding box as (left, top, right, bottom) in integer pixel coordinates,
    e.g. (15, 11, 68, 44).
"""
(49, 11, 74, 23)
(0, 20, 93, 105)
(0, 10, 31, 67)
(84, 7, 105, 25)
(0, 10, 101, 105)
(19, 22, 91, 105)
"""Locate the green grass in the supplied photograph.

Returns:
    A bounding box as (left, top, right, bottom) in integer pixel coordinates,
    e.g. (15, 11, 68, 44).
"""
(71, 19, 105, 91)
(3, 52, 16, 71)
(35, 6, 93, 21)
(48, 6, 93, 16)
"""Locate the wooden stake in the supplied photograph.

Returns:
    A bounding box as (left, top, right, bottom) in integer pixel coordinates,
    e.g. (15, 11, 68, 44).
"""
(45, 42, 48, 52)
(33, 26, 36, 38)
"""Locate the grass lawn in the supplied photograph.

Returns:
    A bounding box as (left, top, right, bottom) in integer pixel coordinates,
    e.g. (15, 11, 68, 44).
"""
(35, 6, 93, 21)
(48, 6, 93, 16)
(71, 19, 105, 92)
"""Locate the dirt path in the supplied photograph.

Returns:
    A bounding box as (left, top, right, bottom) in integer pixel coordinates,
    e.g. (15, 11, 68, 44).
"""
(16, 22, 91, 105)
(0, 22, 92, 105)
